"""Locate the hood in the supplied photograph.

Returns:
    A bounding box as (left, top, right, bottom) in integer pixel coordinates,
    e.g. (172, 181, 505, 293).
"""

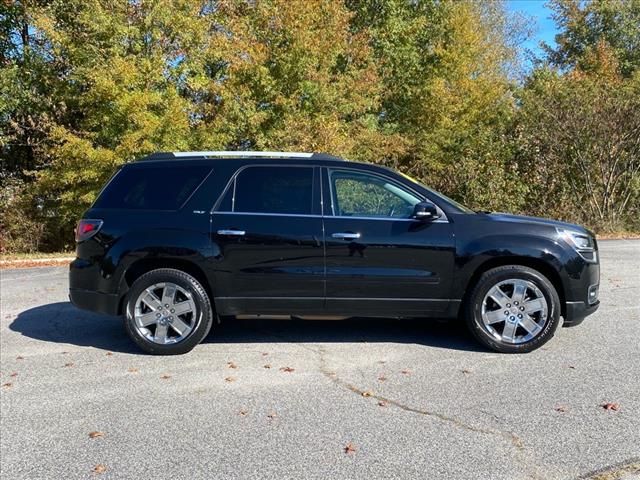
(483, 212, 591, 235)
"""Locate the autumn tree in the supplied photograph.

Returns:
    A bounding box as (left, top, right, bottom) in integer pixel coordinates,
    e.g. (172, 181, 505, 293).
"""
(2, 0, 639, 252)
(194, 0, 387, 157)
(544, 0, 640, 77)
(518, 66, 640, 230)
(348, 0, 526, 211)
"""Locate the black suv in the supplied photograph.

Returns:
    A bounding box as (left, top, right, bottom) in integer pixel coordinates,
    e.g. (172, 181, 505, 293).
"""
(70, 151, 600, 354)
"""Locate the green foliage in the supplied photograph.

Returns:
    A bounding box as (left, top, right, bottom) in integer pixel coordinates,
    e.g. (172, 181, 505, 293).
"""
(545, 0, 640, 77)
(0, 176, 45, 254)
(1, 0, 639, 252)
(517, 67, 640, 230)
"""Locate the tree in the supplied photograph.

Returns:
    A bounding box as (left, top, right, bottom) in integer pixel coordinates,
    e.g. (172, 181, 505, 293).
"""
(348, 0, 526, 211)
(195, 0, 387, 157)
(2, 0, 392, 250)
(544, 0, 640, 77)
(518, 67, 640, 230)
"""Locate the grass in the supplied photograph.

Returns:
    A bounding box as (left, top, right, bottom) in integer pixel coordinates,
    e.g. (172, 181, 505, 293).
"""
(0, 251, 75, 261)
(596, 231, 640, 240)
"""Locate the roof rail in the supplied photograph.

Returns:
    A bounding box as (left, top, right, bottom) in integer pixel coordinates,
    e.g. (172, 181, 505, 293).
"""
(139, 151, 345, 161)
(174, 151, 313, 158)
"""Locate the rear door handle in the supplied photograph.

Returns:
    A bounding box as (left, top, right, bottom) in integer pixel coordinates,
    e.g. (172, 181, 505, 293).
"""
(332, 232, 361, 240)
(217, 229, 246, 236)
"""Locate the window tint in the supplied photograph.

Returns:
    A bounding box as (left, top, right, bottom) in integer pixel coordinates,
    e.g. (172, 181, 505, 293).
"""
(94, 166, 211, 210)
(232, 166, 313, 215)
(330, 170, 421, 218)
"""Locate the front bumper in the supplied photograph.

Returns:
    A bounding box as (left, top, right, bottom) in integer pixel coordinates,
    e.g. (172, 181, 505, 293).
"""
(69, 288, 120, 316)
(563, 299, 600, 327)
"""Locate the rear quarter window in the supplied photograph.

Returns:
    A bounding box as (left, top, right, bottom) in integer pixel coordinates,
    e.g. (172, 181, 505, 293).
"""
(94, 165, 211, 210)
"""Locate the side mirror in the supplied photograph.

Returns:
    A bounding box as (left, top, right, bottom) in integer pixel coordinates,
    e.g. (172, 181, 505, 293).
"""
(412, 201, 440, 221)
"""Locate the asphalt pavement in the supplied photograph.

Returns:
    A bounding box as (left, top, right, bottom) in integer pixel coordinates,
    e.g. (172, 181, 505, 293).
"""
(1, 240, 639, 479)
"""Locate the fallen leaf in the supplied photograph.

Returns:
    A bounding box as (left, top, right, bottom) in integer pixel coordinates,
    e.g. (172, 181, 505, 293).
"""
(127, 367, 138, 373)
(263, 364, 272, 369)
(160, 374, 171, 380)
(225, 376, 236, 383)
(400, 369, 411, 375)
(9, 372, 18, 378)
(378, 401, 387, 407)
(64, 362, 74, 368)
(378, 375, 387, 382)
(362, 391, 373, 397)
(344, 443, 356, 454)
(279, 366, 295, 373)
(93, 464, 107, 475)
(554, 405, 568, 413)
(227, 362, 238, 369)
(2, 382, 12, 388)
(462, 369, 472, 375)
(105, 352, 113, 356)
(88, 431, 104, 439)
(16, 356, 24, 360)
(601, 402, 620, 411)
(262, 352, 269, 356)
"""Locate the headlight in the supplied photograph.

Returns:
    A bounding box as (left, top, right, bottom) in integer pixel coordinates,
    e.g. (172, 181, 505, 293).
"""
(557, 228, 597, 261)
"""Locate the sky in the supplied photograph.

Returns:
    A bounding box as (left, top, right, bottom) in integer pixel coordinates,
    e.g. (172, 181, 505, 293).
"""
(506, 0, 558, 61)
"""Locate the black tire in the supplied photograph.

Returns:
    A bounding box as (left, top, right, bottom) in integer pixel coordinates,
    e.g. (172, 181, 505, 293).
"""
(124, 268, 213, 355)
(464, 265, 561, 353)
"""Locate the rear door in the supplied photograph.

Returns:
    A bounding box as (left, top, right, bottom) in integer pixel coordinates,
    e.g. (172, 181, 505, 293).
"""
(322, 167, 455, 317)
(210, 165, 324, 315)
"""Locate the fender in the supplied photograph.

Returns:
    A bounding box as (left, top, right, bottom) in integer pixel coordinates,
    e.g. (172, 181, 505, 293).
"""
(107, 228, 212, 297)
(452, 233, 576, 301)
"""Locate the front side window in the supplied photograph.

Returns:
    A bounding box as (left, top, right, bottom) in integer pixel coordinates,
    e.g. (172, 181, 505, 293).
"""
(330, 169, 422, 219)
(230, 166, 314, 215)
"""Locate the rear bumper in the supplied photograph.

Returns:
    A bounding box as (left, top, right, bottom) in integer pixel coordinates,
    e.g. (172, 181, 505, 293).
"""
(69, 288, 120, 316)
(563, 299, 600, 327)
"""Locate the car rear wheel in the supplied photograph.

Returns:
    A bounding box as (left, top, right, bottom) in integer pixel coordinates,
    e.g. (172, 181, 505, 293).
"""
(124, 268, 213, 355)
(465, 265, 561, 353)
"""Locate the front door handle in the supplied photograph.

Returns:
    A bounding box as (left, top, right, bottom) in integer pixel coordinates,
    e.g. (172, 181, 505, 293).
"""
(217, 229, 246, 236)
(332, 232, 361, 240)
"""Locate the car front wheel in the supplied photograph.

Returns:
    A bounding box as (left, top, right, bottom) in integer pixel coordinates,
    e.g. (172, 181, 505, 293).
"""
(124, 268, 213, 355)
(465, 265, 561, 353)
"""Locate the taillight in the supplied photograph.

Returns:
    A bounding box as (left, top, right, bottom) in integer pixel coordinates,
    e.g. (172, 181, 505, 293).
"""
(75, 219, 103, 242)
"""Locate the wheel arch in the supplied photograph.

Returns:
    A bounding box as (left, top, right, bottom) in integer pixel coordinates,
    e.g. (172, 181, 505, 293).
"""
(118, 258, 213, 315)
(461, 256, 566, 319)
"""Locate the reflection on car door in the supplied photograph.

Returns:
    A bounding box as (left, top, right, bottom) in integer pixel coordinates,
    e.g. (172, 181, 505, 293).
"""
(210, 165, 325, 315)
(321, 167, 456, 317)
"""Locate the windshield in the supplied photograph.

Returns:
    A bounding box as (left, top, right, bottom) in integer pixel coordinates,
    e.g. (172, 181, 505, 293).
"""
(425, 188, 475, 214)
(397, 170, 475, 214)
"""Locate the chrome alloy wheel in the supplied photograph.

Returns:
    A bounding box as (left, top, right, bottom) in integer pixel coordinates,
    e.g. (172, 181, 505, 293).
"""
(480, 278, 549, 344)
(133, 282, 197, 345)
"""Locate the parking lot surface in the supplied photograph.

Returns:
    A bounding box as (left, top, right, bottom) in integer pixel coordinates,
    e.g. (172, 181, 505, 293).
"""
(1, 240, 639, 479)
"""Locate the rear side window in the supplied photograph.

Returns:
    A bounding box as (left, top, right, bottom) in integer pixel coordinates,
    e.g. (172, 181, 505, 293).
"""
(94, 166, 211, 210)
(225, 166, 313, 215)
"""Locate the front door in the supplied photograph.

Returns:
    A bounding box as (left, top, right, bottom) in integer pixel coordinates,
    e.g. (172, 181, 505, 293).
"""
(322, 167, 455, 317)
(210, 165, 324, 315)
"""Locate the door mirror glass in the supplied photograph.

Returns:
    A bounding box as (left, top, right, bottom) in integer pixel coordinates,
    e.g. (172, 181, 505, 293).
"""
(412, 201, 440, 221)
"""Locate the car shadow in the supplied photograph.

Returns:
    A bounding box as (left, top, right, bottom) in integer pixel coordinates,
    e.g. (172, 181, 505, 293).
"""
(10, 302, 487, 354)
